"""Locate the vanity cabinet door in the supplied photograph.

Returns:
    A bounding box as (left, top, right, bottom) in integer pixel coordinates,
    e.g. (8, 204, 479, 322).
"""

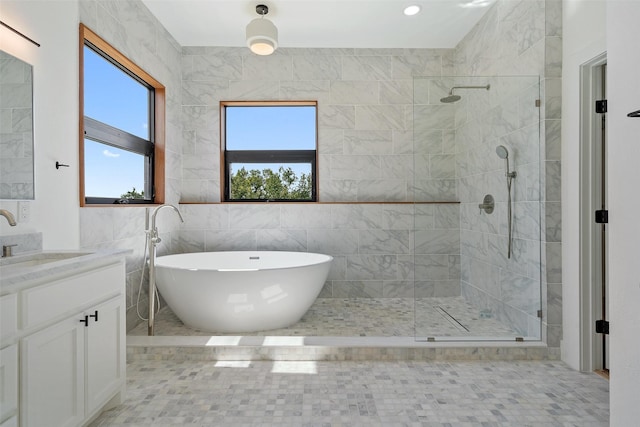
(21, 317, 85, 427)
(0, 344, 18, 423)
(85, 296, 125, 415)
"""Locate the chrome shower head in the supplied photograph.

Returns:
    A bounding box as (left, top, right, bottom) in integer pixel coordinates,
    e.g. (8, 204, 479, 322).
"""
(440, 84, 490, 104)
(496, 145, 509, 159)
(440, 94, 462, 103)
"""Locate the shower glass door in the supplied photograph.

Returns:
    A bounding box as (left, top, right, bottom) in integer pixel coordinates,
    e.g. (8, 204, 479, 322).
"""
(412, 75, 542, 342)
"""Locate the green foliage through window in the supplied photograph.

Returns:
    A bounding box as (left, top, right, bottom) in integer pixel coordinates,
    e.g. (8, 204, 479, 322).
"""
(121, 187, 144, 199)
(222, 101, 317, 202)
(230, 166, 312, 200)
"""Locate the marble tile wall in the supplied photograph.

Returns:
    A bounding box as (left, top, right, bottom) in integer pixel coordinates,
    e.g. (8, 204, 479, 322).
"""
(175, 203, 460, 299)
(453, 0, 562, 346)
(78, 0, 183, 331)
(0, 51, 34, 199)
(180, 47, 456, 203)
(178, 47, 462, 311)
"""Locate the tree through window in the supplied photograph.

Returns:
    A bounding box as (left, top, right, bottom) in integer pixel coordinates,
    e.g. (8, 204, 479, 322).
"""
(221, 101, 318, 201)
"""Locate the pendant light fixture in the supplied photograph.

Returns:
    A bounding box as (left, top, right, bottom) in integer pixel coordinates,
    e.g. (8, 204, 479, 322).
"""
(246, 4, 278, 55)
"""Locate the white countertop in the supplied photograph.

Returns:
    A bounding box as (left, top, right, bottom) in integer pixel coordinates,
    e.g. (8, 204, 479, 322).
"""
(0, 249, 130, 294)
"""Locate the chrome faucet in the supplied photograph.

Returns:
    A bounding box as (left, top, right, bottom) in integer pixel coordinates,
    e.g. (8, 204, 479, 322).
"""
(149, 204, 184, 244)
(0, 209, 17, 226)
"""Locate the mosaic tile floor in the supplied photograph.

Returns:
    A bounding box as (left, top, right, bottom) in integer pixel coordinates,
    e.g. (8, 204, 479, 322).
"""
(129, 297, 521, 338)
(90, 359, 609, 426)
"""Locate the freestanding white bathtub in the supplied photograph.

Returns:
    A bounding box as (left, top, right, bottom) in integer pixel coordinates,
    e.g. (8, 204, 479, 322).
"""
(154, 251, 333, 333)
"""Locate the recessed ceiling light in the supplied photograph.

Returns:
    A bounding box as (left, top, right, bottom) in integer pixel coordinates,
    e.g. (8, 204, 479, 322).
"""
(403, 5, 421, 16)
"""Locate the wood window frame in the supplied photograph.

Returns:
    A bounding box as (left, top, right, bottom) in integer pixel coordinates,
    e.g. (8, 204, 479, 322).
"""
(220, 100, 319, 202)
(79, 24, 165, 206)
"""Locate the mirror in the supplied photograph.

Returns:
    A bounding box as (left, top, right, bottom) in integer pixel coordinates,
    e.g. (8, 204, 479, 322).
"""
(0, 50, 34, 199)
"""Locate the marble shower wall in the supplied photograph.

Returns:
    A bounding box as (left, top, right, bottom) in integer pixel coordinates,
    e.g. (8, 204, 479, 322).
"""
(77, 0, 183, 331)
(453, 0, 562, 347)
(176, 203, 460, 299)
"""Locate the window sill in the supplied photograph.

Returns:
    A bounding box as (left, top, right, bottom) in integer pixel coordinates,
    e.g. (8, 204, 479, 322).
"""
(179, 201, 460, 205)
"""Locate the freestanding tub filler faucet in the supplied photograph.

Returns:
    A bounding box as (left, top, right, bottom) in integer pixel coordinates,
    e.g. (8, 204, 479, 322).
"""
(145, 204, 184, 336)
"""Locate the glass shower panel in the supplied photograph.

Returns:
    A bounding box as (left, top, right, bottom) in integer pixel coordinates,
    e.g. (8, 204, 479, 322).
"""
(413, 76, 542, 342)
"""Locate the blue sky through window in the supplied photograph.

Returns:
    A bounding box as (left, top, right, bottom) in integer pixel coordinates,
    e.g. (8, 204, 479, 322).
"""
(84, 139, 145, 198)
(83, 45, 150, 198)
(226, 106, 316, 151)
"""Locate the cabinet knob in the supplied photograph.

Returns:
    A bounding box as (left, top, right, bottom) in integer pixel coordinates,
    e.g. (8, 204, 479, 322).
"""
(90, 310, 98, 322)
(79, 315, 89, 327)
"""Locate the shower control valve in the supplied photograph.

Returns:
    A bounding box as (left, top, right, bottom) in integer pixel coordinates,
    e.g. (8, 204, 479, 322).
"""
(478, 194, 495, 214)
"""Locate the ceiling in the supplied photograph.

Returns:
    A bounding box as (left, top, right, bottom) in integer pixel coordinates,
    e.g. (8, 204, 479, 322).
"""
(141, 0, 496, 49)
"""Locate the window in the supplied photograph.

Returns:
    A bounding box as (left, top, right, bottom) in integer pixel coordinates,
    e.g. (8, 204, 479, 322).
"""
(79, 24, 165, 205)
(221, 101, 318, 202)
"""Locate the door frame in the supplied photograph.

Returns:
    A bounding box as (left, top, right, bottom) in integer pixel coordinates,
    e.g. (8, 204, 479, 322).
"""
(579, 52, 607, 372)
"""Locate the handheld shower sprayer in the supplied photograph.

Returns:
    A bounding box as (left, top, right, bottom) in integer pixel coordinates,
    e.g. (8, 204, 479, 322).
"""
(496, 145, 516, 259)
(495, 145, 517, 179)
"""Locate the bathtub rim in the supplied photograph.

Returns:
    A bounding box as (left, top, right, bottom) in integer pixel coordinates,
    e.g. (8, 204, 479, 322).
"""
(154, 250, 334, 273)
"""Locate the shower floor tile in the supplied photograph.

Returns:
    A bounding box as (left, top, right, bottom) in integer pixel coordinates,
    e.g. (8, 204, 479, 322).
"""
(129, 297, 522, 338)
(90, 359, 609, 426)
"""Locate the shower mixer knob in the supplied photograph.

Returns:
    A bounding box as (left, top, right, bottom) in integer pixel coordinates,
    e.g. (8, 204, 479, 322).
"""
(478, 194, 495, 214)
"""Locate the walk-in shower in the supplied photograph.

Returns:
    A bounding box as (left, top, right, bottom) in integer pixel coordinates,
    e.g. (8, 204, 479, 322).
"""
(414, 75, 542, 342)
(440, 84, 490, 103)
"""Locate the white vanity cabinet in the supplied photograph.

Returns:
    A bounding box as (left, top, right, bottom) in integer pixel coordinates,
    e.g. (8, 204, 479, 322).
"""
(0, 254, 126, 427)
(22, 313, 86, 427)
(21, 295, 125, 427)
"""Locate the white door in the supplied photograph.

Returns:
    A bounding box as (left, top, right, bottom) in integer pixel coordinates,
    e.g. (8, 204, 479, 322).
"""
(594, 63, 609, 373)
(579, 54, 609, 375)
(22, 317, 85, 427)
(85, 296, 125, 414)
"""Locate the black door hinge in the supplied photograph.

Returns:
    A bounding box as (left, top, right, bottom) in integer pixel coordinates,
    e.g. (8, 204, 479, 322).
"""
(595, 209, 608, 224)
(595, 100, 607, 114)
(595, 320, 609, 335)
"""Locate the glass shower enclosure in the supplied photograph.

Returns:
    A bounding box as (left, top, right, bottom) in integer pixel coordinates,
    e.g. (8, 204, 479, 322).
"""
(412, 75, 542, 341)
